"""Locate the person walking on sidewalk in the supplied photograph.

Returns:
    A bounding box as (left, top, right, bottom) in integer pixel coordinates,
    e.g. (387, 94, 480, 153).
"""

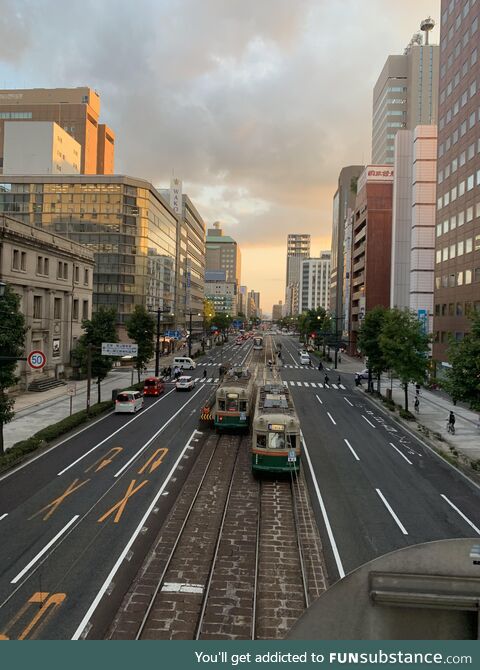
(447, 411, 456, 434)
(414, 396, 420, 413)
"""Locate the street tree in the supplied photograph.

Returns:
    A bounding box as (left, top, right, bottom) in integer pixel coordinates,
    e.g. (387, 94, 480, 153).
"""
(0, 284, 26, 456)
(443, 311, 480, 410)
(203, 299, 215, 333)
(379, 308, 430, 412)
(73, 307, 118, 404)
(212, 312, 232, 340)
(126, 305, 155, 383)
(357, 306, 388, 392)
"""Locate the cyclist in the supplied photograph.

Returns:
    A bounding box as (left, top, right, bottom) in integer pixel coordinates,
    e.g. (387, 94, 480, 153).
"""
(447, 411, 456, 434)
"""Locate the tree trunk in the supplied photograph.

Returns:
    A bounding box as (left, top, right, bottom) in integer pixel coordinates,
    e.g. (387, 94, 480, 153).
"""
(137, 366, 141, 384)
(97, 378, 101, 404)
(404, 382, 408, 412)
(0, 422, 4, 457)
(377, 372, 381, 394)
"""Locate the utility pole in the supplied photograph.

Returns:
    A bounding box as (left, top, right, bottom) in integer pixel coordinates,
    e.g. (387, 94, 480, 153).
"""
(188, 311, 193, 358)
(155, 308, 161, 377)
(86, 342, 92, 415)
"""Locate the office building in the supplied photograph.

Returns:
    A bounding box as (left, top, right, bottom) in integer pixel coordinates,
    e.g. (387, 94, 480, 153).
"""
(0, 214, 94, 389)
(330, 165, 364, 326)
(342, 208, 355, 339)
(272, 301, 283, 321)
(205, 222, 241, 286)
(372, 27, 439, 164)
(285, 233, 310, 315)
(238, 285, 248, 316)
(300, 252, 331, 312)
(0, 175, 178, 337)
(349, 166, 394, 353)
(204, 271, 237, 315)
(433, 0, 480, 368)
(390, 126, 437, 334)
(3, 121, 81, 175)
(0, 87, 115, 174)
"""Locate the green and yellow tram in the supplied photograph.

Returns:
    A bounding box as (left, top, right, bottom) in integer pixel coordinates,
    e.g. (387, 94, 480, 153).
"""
(213, 367, 255, 431)
(251, 383, 301, 474)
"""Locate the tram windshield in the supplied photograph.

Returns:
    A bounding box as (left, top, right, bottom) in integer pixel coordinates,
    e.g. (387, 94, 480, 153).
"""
(268, 432, 286, 449)
(226, 393, 239, 411)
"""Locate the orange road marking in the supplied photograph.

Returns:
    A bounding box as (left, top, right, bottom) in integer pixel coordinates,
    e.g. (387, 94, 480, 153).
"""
(0, 592, 66, 640)
(85, 446, 123, 473)
(29, 479, 90, 521)
(137, 448, 168, 474)
(97, 479, 148, 524)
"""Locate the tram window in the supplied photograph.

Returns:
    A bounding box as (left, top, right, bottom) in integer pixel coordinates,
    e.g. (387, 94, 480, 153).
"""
(268, 433, 285, 449)
(226, 397, 238, 411)
(287, 435, 296, 449)
(256, 435, 267, 448)
(239, 400, 247, 412)
(219, 400, 225, 410)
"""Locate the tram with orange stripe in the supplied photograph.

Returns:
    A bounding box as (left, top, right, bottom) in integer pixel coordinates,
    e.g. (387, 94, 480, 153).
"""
(251, 383, 301, 474)
(213, 367, 255, 431)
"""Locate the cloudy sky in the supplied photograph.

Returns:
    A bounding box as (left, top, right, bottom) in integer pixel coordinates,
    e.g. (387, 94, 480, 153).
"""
(0, 0, 439, 313)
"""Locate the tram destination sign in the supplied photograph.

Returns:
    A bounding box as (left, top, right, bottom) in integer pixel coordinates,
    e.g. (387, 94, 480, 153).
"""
(101, 342, 138, 356)
(268, 423, 285, 431)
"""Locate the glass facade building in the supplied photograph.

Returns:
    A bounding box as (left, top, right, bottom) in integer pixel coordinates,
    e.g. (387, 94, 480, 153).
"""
(0, 176, 177, 328)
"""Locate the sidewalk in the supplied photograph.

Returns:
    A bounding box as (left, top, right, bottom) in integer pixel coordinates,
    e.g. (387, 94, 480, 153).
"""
(3, 341, 209, 450)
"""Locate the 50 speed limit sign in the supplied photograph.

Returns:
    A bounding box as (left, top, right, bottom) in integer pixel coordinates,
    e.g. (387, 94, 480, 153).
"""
(28, 350, 46, 370)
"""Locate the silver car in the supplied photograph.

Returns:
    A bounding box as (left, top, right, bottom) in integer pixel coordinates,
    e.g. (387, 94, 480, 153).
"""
(175, 375, 196, 391)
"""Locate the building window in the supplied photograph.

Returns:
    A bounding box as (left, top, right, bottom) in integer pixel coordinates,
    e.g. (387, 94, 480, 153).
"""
(12, 249, 20, 270)
(75, 265, 80, 283)
(54, 298, 62, 320)
(82, 300, 89, 320)
(73, 299, 79, 321)
(465, 269, 472, 284)
(33, 296, 42, 319)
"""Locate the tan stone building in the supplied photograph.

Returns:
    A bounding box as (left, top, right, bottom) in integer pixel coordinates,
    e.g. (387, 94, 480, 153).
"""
(0, 87, 114, 174)
(0, 214, 94, 389)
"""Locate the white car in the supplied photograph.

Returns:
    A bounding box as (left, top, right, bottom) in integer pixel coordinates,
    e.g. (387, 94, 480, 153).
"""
(115, 390, 144, 413)
(175, 375, 196, 391)
(358, 369, 370, 379)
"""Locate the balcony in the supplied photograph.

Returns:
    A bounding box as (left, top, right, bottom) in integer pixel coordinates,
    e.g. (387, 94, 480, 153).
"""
(353, 243, 365, 259)
(354, 228, 366, 245)
(353, 260, 364, 273)
(353, 272, 364, 286)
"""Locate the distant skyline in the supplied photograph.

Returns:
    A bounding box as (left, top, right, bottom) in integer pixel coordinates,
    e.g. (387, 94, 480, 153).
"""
(0, 0, 439, 309)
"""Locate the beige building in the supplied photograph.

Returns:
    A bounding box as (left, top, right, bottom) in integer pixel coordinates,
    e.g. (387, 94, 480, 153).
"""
(285, 233, 310, 315)
(372, 34, 439, 164)
(272, 302, 283, 321)
(0, 87, 114, 174)
(0, 214, 94, 389)
(3, 121, 81, 175)
(205, 222, 241, 285)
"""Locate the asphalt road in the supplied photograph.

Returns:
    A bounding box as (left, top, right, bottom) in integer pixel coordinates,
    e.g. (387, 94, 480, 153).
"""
(0, 339, 252, 640)
(276, 334, 480, 584)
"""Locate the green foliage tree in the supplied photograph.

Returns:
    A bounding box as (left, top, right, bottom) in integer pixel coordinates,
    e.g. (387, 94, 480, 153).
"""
(443, 311, 480, 410)
(213, 312, 232, 337)
(126, 305, 155, 383)
(0, 284, 26, 455)
(357, 306, 388, 392)
(379, 308, 430, 412)
(73, 307, 118, 404)
(204, 299, 215, 332)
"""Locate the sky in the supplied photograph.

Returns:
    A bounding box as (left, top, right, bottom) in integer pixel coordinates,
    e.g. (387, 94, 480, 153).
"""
(0, 0, 439, 314)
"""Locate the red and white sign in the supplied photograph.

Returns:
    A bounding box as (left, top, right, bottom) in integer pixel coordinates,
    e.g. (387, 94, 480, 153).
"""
(28, 350, 46, 370)
(357, 165, 394, 192)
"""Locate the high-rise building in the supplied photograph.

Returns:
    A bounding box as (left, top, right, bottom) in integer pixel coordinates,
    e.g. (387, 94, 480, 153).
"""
(3, 121, 81, 175)
(0, 87, 115, 174)
(204, 271, 237, 316)
(372, 29, 439, 164)
(0, 175, 178, 337)
(205, 222, 241, 286)
(432, 0, 480, 369)
(390, 126, 437, 335)
(330, 166, 364, 325)
(272, 301, 283, 321)
(349, 167, 394, 353)
(285, 233, 310, 315)
(238, 285, 248, 316)
(300, 252, 331, 312)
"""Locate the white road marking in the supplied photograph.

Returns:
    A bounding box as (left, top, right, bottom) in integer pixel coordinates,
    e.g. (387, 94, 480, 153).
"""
(57, 389, 176, 476)
(376, 489, 408, 535)
(71, 429, 201, 640)
(208, 378, 213, 383)
(344, 439, 360, 461)
(315, 394, 323, 405)
(114, 386, 205, 477)
(362, 415, 376, 428)
(0, 513, 8, 521)
(317, 383, 323, 388)
(339, 384, 346, 389)
(301, 432, 345, 579)
(327, 412, 336, 425)
(389, 442, 413, 465)
(296, 381, 302, 386)
(207, 363, 212, 366)
(344, 397, 353, 407)
(441, 495, 480, 535)
(290, 381, 295, 386)
(331, 384, 338, 390)
(310, 382, 317, 388)
(11, 515, 80, 584)
(303, 382, 309, 387)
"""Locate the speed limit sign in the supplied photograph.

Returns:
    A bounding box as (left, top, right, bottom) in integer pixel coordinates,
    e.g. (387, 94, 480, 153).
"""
(28, 350, 46, 370)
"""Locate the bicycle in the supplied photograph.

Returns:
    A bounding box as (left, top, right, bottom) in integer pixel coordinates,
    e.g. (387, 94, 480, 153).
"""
(446, 421, 455, 435)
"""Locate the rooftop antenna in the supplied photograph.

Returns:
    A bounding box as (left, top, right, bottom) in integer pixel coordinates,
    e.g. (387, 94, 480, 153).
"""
(420, 16, 435, 45)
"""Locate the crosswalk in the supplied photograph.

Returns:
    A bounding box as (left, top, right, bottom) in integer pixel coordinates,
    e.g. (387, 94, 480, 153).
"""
(282, 364, 332, 370)
(283, 380, 346, 390)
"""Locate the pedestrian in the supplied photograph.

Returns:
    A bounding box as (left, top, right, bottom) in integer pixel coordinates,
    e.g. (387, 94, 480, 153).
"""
(415, 383, 421, 395)
(338, 354, 342, 363)
(354, 373, 361, 387)
(203, 369, 207, 379)
(414, 396, 419, 413)
(337, 375, 341, 384)
(318, 361, 323, 371)
(447, 411, 456, 434)
(324, 374, 329, 386)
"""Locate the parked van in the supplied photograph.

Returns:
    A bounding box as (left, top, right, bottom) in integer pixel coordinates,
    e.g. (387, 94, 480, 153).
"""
(172, 356, 196, 370)
(300, 353, 310, 365)
(143, 376, 165, 397)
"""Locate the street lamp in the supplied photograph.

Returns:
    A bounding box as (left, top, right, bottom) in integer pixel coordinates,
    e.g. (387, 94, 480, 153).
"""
(186, 311, 202, 358)
(149, 307, 174, 377)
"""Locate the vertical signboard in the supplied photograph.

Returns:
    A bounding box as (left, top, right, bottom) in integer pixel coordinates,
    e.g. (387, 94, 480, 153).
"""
(170, 177, 183, 215)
